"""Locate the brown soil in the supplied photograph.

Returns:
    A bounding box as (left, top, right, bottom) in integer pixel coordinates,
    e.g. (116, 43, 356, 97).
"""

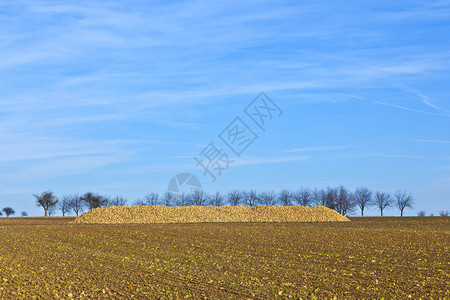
(0, 217, 448, 299)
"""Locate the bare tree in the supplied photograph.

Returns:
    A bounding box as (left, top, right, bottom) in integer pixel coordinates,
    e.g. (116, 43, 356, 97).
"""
(439, 210, 448, 217)
(314, 187, 337, 209)
(325, 187, 338, 210)
(417, 211, 426, 217)
(259, 190, 277, 206)
(2, 207, 15, 217)
(227, 190, 242, 206)
(191, 190, 208, 206)
(209, 192, 224, 207)
(162, 192, 174, 206)
(108, 195, 127, 206)
(68, 194, 83, 216)
(354, 187, 373, 216)
(34, 190, 59, 217)
(312, 188, 325, 206)
(58, 195, 71, 216)
(142, 193, 160, 206)
(48, 206, 56, 216)
(21, 211, 28, 217)
(375, 191, 392, 216)
(175, 193, 191, 206)
(134, 198, 144, 205)
(335, 186, 356, 216)
(278, 189, 293, 206)
(243, 190, 259, 207)
(80, 192, 108, 210)
(395, 190, 414, 217)
(294, 188, 313, 206)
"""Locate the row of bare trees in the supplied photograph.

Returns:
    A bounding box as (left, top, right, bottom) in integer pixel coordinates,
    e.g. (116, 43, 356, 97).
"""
(133, 187, 416, 217)
(32, 187, 446, 217)
(34, 191, 127, 217)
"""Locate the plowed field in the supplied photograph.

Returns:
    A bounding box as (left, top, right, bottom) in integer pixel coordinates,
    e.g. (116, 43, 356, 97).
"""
(0, 217, 448, 299)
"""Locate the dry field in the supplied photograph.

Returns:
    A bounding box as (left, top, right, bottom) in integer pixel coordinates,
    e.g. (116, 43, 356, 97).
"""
(0, 217, 448, 299)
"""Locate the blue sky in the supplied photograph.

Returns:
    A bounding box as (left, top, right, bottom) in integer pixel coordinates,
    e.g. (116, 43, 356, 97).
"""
(1, 0, 449, 216)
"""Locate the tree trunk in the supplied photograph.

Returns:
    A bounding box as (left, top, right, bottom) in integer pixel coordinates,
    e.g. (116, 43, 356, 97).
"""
(44, 209, 48, 217)
(400, 208, 404, 217)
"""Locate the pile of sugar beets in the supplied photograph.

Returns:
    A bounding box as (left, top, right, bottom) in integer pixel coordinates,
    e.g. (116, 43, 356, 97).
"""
(74, 205, 350, 224)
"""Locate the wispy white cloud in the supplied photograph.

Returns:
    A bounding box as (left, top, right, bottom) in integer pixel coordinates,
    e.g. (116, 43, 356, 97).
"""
(411, 139, 450, 144)
(0, 154, 120, 183)
(377, 4, 450, 21)
(421, 95, 443, 111)
(431, 165, 450, 171)
(418, 177, 450, 194)
(283, 145, 352, 153)
(363, 153, 450, 159)
(0, 136, 135, 164)
(417, 95, 450, 115)
(0, 188, 30, 195)
(233, 155, 311, 167)
(373, 101, 450, 117)
(396, 86, 450, 113)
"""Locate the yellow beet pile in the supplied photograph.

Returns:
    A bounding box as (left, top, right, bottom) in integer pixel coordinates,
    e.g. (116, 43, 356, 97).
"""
(74, 205, 350, 224)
